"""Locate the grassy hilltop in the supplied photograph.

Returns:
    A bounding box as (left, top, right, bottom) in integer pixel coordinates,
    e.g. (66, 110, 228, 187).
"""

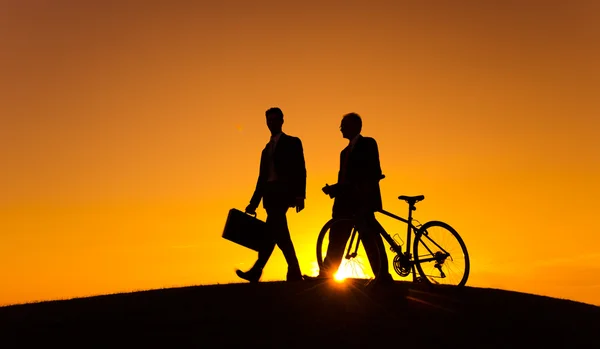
(0, 279, 598, 348)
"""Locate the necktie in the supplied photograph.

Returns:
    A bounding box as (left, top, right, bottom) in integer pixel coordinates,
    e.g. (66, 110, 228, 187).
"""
(268, 137, 276, 155)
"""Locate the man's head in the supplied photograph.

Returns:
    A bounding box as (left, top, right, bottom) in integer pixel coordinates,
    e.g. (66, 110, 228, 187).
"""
(340, 112, 362, 140)
(266, 107, 284, 135)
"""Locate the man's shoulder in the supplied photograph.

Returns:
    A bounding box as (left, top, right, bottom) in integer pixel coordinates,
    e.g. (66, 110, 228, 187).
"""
(282, 133, 302, 143)
(359, 135, 378, 145)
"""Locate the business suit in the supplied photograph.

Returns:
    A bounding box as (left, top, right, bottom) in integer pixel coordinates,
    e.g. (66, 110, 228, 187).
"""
(250, 132, 306, 211)
(332, 135, 383, 215)
(322, 135, 391, 279)
(245, 132, 306, 280)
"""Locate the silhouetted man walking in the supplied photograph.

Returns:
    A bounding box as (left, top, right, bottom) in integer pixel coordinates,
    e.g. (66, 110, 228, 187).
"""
(308, 112, 393, 284)
(236, 107, 306, 283)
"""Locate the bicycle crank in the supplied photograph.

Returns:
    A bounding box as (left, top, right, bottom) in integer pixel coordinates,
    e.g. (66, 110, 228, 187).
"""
(393, 254, 411, 277)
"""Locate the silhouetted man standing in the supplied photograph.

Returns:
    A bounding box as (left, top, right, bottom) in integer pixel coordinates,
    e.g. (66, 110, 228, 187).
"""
(309, 112, 393, 284)
(236, 107, 306, 283)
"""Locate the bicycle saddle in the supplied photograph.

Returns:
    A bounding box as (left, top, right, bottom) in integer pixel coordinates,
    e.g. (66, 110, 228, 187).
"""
(398, 195, 425, 204)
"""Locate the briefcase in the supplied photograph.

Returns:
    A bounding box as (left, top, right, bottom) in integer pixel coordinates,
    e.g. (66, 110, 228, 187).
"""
(222, 208, 268, 252)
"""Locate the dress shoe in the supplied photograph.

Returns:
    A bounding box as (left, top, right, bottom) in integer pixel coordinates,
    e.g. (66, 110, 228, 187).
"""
(370, 272, 394, 287)
(286, 274, 304, 282)
(302, 273, 330, 281)
(286, 268, 304, 282)
(236, 268, 262, 283)
(285, 265, 304, 281)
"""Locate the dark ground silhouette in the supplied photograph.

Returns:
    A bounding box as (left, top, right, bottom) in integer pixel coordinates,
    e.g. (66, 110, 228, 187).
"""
(0, 279, 598, 348)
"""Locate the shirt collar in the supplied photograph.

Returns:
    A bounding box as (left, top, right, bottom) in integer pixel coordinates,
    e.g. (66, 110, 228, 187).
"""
(349, 134, 361, 149)
(270, 132, 284, 145)
(271, 131, 283, 140)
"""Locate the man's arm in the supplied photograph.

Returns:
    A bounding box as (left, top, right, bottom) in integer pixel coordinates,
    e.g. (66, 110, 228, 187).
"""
(362, 137, 383, 182)
(294, 137, 307, 199)
(290, 137, 306, 212)
(247, 152, 265, 213)
(327, 148, 348, 198)
(348, 138, 382, 205)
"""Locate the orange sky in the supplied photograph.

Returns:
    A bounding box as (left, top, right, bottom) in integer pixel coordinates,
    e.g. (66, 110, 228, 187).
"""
(1, 0, 599, 306)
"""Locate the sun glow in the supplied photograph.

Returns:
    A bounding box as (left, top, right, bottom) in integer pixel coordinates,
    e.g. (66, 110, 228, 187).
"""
(335, 257, 372, 280)
(309, 256, 373, 283)
(333, 271, 347, 283)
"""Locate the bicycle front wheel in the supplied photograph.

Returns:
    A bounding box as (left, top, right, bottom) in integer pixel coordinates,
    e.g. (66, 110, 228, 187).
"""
(316, 218, 379, 281)
(413, 220, 470, 287)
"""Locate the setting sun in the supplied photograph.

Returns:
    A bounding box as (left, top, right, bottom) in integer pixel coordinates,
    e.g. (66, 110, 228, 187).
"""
(308, 258, 373, 283)
(334, 256, 374, 282)
(333, 272, 346, 283)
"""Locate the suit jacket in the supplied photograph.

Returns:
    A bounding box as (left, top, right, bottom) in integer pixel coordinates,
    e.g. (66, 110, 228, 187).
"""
(332, 135, 383, 214)
(250, 133, 307, 209)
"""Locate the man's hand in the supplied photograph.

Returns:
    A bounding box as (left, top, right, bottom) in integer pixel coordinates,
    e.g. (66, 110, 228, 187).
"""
(294, 197, 305, 213)
(245, 203, 257, 215)
(322, 183, 338, 198)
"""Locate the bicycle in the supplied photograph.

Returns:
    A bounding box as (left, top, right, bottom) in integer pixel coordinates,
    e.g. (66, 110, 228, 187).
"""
(316, 180, 470, 287)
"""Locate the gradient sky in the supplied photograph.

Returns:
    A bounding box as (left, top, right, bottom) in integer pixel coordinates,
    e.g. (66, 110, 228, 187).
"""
(1, 0, 599, 306)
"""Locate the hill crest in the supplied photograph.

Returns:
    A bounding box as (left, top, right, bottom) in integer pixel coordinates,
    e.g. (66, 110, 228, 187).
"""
(0, 280, 598, 348)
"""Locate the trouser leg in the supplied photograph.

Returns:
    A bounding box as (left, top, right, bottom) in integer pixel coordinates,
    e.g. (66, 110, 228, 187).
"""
(322, 218, 353, 277)
(355, 211, 390, 277)
(266, 206, 301, 277)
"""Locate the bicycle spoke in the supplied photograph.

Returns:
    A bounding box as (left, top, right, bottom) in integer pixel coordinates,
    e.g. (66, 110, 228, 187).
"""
(413, 221, 470, 287)
(317, 218, 377, 281)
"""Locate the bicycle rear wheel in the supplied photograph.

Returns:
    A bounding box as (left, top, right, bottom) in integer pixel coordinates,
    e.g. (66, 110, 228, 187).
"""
(413, 220, 470, 287)
(316, 218, 380, 281)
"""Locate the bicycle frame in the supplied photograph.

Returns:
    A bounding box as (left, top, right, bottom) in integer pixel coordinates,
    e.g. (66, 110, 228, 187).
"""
(376, 207, 418, 256)
(326, 192, 469, 285)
